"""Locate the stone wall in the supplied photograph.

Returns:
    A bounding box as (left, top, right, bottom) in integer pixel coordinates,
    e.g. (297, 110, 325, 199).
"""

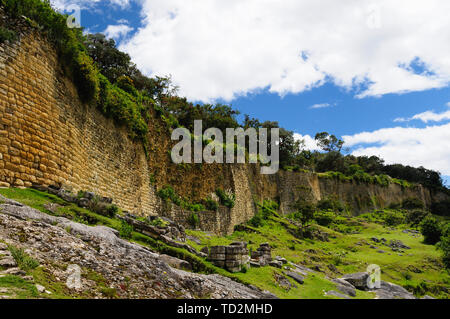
(0, 28, 159, 214)
(0, 22, 447, 236)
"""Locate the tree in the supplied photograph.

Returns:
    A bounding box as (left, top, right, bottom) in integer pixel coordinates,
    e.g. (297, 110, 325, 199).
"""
(84, 33, 132, 83)
(420, 216, 442, 245)
(314, 132, 344, 153)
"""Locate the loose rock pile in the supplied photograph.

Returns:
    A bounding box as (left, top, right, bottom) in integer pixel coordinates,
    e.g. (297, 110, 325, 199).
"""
(251, 243, 273, 266)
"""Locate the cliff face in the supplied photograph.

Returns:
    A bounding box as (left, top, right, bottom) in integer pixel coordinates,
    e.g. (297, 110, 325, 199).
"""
(0, 22, 447, 235)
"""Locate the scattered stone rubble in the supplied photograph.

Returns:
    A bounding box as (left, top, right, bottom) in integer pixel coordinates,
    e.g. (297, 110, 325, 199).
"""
(0, 195, 276, 299)
(251, 243, 272, 266)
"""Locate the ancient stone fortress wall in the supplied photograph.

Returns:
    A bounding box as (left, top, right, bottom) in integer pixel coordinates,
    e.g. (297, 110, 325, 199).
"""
(0, 26, 446, 235)
(0, 30, 159, 214)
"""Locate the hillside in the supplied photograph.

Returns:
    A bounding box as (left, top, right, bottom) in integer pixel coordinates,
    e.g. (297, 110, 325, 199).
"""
(0, 1, 449, 300)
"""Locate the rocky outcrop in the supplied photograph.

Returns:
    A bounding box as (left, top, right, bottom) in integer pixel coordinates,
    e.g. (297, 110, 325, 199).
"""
(338, 272, 418, 299)
(0, 195, 275, 299)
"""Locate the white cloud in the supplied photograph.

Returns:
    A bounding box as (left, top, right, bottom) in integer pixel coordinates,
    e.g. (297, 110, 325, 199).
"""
(293, 133, 321, 152)
(119, 0, 450, 102)
(343, 123, 450, 175)
(51, 0, 130, 10)
(104, 24, 134, 40)
(447, 102, 450, 107)
(395, 110, 450, 123)
(310, 103, 333, 109)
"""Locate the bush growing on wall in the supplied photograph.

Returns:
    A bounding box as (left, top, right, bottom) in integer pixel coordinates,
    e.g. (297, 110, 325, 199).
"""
(215, 189, 236, 209)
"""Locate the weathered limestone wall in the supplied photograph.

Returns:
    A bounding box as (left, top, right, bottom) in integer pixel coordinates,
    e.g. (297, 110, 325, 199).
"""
(271, 170, 438, 215)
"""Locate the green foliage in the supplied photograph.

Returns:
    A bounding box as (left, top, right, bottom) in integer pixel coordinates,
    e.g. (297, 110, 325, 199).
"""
(431, 199, 450, 217)
(420, 216, 442, 245)
(204, 198, 219, 211)
(315, 132, 344, 152)
(72, 51, 100, 102)
(1, 0, 98, 102)
(438, 223, 450, 268)
(248, 200, 279, 227)
(314, 210, 335, 227)
(187, 213, 200, 228)
(406, 210, 429, 227)
(105, 204, 119, 218)
(215, 189, 236, 209)
(8, 245, 39, 272)
(402, 197, 425, 210)
(289, 200, 316, 227)
(384, 210, 406, 226)
(0, 26, 16, 43)
(98, 74, 150, 141)
(0, 275, 39, 298)
(317, 196, 345, 212)
(119, 220, 133, 239)
(149, 217, 170, 228)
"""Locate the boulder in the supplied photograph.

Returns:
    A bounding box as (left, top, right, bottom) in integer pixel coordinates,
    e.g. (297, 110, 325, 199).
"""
(0, 257, 17, 268)
(275, 256, 288, 264)
(285, 271, 304, 284)
(374, 281, 415, 299)
(340, 272, 369, 290)
(159, 254, 192, 271)
(332, 278, 356, 297)
(268, 260, 283, 269)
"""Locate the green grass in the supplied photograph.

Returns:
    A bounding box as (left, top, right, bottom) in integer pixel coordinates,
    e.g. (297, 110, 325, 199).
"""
(8, 245, 39, 272)
(187, 210, 450, 299)
(0, 275, 39, 299)
(1, 188, 448, 299)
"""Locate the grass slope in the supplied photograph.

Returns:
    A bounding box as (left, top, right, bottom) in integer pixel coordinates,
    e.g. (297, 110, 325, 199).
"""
(0, 188, 448, 299)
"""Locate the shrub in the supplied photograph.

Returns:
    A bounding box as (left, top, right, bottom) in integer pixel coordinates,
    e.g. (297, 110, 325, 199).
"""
(188, 203, 205, 212)
(72, 51, 99, 102)
(402, 197, 424, 210)
(105, 204, 119, 218)
(406, 210, 429, 227)
(0, 26, 17, 43)
(384, 210, 406, 226)
(187, 213, 200, 228)
(248, 213, 264, 228)
(314, 211, 335, 227)
(8, 245, 39, 272)
(215, 189, 236, 209)
(431, 199, 450, 217)
(157, 186, 177, 202)
(204, 198, 219, 211)
(119, 221, 133, 239)
(289, 201, 316, 227)
(438, 223, 450, 268)
(150, 217, 170, 228)
(420, 216, 442, 245)
(317, 197, 344, 212)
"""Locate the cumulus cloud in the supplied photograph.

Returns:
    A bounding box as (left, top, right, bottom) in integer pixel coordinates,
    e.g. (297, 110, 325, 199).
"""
(343, 123, 450, 175)
(104, 24, 134, 40)
(118, 0, 450, 102)
(394, 110, 450, 123)
(293, 133, 321, 152)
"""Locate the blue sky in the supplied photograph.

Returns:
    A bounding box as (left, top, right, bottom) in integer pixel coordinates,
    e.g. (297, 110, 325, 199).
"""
(52, 0, 450, 185)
